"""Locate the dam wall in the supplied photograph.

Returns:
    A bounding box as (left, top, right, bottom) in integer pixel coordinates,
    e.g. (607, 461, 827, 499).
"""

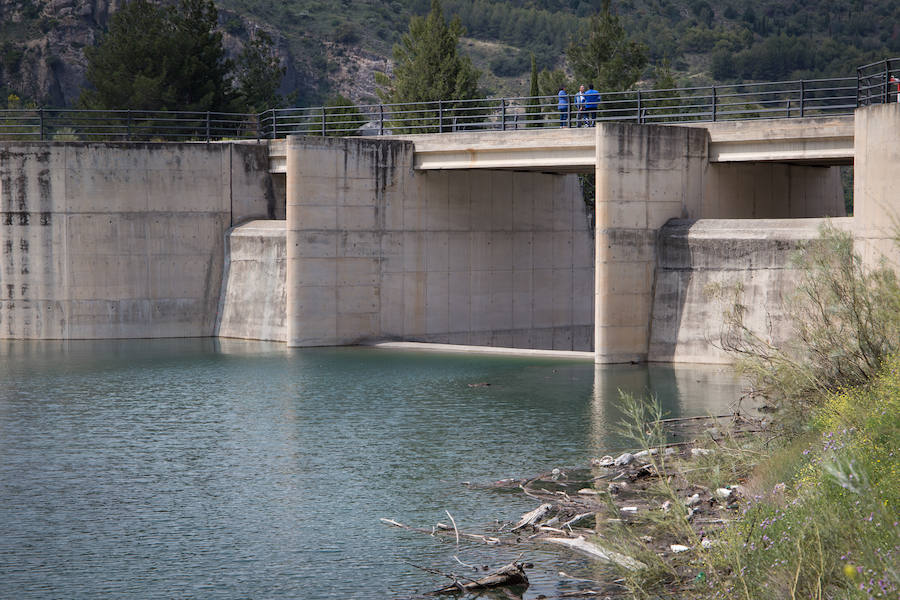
(285, 136, 595, 350)
(216, 220, 286, 342)
(649, 218, 854, 364)
(0, 141, 274, 339)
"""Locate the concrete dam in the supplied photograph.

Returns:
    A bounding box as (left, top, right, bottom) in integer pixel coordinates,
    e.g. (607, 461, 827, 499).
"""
(2, 105, 897, 363)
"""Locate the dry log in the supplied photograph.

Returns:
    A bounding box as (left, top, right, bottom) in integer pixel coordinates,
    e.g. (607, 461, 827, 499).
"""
(511, 503, 553, 531)
(430, 561, 530, 595)
(543, 536, 646, 571)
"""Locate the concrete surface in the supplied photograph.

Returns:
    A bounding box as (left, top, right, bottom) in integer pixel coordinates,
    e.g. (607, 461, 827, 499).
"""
(649, 218, 854, 363)
(285, 135, 595, 350)
(216, 220, 286, 342)
(370, 341, 594, 359)
(267, 116, 855, 173)
(0, 141, 273, 339)
(593, 122, 707, 363)
(853, 104, 900, 267)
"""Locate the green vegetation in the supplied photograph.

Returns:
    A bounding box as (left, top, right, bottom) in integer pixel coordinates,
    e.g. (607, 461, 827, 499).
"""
(310, 94, 366, 135)
(375, 0, 481, 132)
(720, 226, 900, 423)
(78, 0, 285, 114)
(3, 0, 900, 107)
(80, 0, 235, 112)
(603, 226, 900, 598)
(565, 0, 647, 92)
(234, 31, 290, 113)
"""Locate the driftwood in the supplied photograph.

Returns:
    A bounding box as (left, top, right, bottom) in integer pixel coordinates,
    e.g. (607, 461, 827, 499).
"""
(380, 518, 501, 545)
(430, 560, 530, 595)
(511, 503, 553, 531)
(543, 536, 646, 571)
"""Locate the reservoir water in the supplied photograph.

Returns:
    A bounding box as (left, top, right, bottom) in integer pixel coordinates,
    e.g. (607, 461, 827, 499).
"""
(0, 339, 742, 599)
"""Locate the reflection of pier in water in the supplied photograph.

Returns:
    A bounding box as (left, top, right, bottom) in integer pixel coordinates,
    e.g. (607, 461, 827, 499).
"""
(590, 363, 742, 452)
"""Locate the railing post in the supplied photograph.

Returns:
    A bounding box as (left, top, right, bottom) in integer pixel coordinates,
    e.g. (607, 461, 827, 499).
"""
(799, 80, 805, 117)
(500, 99, 506, 131)
(884, 59, 890, 104)
(379, 104, 384, 136)
(321, 106, 326, 136)
(857, 68, 863, 107)
(205, 111, 211, 142)
(127, 110, 132, 141)
(438, 100, 444, 133)
(256, 113, 261, 143)
(711, 86, 717, 121)
(636, 90, 642, 123)
(39, 108, 44, 141)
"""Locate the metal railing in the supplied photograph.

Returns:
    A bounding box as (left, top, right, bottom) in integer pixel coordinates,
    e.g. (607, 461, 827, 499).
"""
(0, 59, 895, 142)
(0, 108, 261, 142)
(857, 58, 900, 105)
(259, 76, 857, 138)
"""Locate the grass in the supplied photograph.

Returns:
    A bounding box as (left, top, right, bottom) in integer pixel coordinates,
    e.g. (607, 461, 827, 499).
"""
(598, 226, 900, 599)
(707, 358, 900, 599)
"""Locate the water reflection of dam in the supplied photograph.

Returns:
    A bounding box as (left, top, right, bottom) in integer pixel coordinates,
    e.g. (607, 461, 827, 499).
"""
(590, 363, 743, 452)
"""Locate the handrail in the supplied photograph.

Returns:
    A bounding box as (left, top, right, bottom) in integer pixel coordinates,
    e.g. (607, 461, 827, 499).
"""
(0, 58, 897, 142)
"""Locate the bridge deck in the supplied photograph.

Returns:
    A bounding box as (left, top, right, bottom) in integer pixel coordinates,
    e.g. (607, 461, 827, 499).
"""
(267, 115, 854, 173)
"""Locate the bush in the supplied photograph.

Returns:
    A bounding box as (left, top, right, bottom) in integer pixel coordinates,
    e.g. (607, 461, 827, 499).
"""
(720, 224, 900, 419)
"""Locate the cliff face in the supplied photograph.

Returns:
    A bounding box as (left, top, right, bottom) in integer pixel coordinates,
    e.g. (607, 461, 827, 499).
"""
(0, 0, 121, 106)
(0, 0, 299, 108)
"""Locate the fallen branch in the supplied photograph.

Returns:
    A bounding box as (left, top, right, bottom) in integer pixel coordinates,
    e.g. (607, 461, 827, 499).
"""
(380, 518, 501, 545)
(512, 503, 553, 531)
(543, 536, 646, 571)
(430, 561, 530, 595)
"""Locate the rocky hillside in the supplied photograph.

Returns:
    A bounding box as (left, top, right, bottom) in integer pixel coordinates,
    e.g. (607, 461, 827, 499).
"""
(2, 0, 900, 109)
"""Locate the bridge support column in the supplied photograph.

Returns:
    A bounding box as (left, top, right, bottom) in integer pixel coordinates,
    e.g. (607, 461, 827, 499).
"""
(854, 104, 900, 267)
(593, 123, 707, 363)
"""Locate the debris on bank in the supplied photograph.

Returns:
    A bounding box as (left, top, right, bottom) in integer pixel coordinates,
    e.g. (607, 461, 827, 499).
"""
(380, 412, 764, 597)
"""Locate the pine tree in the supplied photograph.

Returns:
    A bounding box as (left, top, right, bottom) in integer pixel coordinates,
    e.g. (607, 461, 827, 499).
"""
(375, 0, 481, 133)
(80, 0, 234, 112)
(235, 31, 287, 113)
(526, 53, 542, 127)
(565, 0, 647, 92)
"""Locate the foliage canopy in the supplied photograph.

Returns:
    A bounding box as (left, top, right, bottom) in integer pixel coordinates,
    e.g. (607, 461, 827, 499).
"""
(565, 0, 647, 92)
(80, 0, 284, 113)
(376, 0, 480, 106)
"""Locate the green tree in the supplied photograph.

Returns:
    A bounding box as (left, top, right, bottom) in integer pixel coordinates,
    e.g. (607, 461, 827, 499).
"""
(565, 0, 648, 92)
(645, 59, 681, 122)
(80, 0, 233, 112)
(234, 31, 287, 113)
(310, 95, 366, 136)
(375, 0, 481, 133)
(526, 53, 542, 127)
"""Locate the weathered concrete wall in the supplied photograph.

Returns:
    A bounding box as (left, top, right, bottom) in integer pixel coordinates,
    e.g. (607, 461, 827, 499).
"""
(854, 104, 900, 267)
(0, 141, 273, 339)
(216, 220, 286, 342)
(285, 135, 594, 350)
(701, 163, 845, 219)
(594, 123, 707, 363)
(649, 218, 854, 363)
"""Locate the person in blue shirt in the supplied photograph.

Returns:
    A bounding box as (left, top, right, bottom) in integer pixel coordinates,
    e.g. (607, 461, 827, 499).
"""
(557, 87, 569, 128)
(584, 84, 601, 126)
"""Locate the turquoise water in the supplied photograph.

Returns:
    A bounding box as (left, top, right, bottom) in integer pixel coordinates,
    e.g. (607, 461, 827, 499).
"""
(0, 339, 742, 598)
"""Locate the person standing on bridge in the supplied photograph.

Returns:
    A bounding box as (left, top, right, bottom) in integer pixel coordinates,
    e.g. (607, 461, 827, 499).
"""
(574, 85, 586, 127)
(558, 86, 570, 127)
(584, 84, 600, 127)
